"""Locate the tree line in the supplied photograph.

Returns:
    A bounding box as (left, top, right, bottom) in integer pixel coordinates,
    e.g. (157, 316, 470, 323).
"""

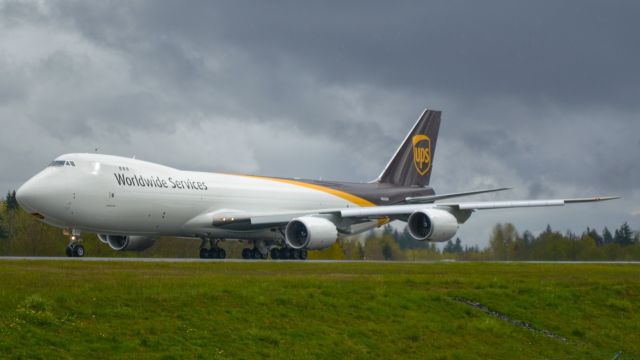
(1, 191, 639, 260)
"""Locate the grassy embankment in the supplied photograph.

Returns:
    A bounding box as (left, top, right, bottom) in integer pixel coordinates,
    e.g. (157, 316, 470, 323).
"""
(0, 261, 638, 359)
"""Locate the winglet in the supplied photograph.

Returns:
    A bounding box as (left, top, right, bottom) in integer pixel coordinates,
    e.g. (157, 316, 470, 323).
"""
(564, 196, 621, 204)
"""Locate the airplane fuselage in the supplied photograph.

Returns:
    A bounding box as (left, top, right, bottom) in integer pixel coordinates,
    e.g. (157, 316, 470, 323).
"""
(17, 153, 434, 241)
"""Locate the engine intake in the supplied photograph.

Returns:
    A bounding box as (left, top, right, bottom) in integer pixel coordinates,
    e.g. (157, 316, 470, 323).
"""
(407, 209, 459, 242)
(98, 235, 156, 251)
(284, 216, 338, 250)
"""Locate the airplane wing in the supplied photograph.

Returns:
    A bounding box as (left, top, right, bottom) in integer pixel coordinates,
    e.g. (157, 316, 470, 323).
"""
(340, 196, 620, 217)
(185, 196, 619, 230)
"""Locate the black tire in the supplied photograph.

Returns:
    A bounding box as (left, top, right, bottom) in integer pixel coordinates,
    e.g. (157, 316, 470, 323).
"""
(286, 248, 295, 260)
(65, 245, 74, 257)
(218, 248, 226, 259)
(208, 248, 220, 259)
(252, 248, 262, 259)
(242, 248, 251, 259)
(199, 248, 209, 259)
(270, 248, 280, 259)
(299, 250, 308, 260)
(73, 244, 85, 257)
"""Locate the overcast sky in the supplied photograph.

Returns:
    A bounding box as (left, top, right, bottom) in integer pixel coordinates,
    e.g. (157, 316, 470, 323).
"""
(1, 0, 638, 246)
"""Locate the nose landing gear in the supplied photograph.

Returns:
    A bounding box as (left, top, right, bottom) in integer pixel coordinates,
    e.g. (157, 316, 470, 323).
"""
(64, 229, 85, 257)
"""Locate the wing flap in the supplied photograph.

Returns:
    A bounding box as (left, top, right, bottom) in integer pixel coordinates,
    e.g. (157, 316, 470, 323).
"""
(403, 187, 512, 204)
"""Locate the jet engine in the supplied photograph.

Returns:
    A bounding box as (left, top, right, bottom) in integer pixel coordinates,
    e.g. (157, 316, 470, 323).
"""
(98, 234, 156, 251)
(284, 216, 338, 250)
(406, 209, 459, 242)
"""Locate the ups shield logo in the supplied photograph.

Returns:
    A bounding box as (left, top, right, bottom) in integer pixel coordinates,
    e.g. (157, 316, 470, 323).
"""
(412, 135, 431, 176)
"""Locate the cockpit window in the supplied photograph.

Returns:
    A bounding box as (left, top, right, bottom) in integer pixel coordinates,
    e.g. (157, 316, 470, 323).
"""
(49, 160, 76, 167)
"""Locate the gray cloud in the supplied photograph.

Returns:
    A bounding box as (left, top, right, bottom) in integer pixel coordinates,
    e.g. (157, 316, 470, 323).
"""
(1, 0, 638, 245)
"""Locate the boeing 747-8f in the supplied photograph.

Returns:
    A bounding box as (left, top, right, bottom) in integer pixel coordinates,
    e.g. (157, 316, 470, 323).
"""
(15, 109, 617, 258)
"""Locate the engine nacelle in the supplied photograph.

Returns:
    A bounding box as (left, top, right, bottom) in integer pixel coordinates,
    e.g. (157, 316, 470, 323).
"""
(99, 235, 156, 251)
(406, 209, 459, 242)
(284, 216, 338, 250)
(97, 234, 109, 244)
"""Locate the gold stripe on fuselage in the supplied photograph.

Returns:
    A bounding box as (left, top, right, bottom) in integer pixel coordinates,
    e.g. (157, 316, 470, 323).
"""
(245, 175, 376, 207)
(245, 175, 390, 226)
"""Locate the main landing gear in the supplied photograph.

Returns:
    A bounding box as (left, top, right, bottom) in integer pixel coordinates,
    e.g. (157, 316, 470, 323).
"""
(241, 247, 268, 259)
(199, 247, 226, 259)
(239, 247, 307, 260)
(199, 238, 226, 259)
(65, 229, 85, 257)
(270, 248, 308, 260)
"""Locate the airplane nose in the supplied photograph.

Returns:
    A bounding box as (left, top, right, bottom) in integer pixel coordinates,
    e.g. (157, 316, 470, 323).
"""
(15, 172, 55, 213)
(16, 179, 36, 211)
(16, 169, 72, 217)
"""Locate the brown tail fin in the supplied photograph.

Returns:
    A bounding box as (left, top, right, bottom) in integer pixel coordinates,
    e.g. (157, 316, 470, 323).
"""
(377, 109, 441, 187)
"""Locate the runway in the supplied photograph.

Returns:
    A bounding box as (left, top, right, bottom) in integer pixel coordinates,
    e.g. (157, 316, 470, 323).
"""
(1, 257, 639, 264)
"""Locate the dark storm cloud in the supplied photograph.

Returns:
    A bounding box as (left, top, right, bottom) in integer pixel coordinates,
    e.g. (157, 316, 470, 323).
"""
(67, 0, 637, 110)
(41, 0, 640, 188)
(1, 0, 639, 244)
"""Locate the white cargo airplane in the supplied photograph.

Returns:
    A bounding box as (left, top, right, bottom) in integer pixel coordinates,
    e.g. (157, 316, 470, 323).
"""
(16, 109, 617, 258)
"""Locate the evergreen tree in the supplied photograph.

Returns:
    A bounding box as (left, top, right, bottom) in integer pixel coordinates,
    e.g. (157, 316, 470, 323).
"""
(602, 227, 614, 244)
(586, 227, 604, 247)
(6, 191, 18, 210)
(453, 237, 463, 253)
(382, 242, 393, 260)
(383, 223, 393, 235)
(614, 222, 634, 246)
(443, 239, 454, 253)
(522, 230, 534, 246)
(0, 212, 5, 239)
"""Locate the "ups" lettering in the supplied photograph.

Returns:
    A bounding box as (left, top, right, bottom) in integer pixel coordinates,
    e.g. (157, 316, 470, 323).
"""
(411, 135, 432, 176)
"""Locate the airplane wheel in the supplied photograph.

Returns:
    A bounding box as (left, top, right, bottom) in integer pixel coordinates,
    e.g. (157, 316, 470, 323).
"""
(242, 248, 251, 259)
(66, 245, 74, 257)
(73, 244, 85, 257)
(199, 248, 209, 259)
(208, 248, 219, 259)
(252, 248, 262, 259)
(285, 248, 294, 260)
(218, 248, 226, 259)
(299, 250, 308, 260)
(270, 248, 280, 259)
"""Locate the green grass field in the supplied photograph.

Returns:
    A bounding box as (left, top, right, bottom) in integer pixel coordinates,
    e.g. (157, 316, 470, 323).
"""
(0, 261, 638, 359)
